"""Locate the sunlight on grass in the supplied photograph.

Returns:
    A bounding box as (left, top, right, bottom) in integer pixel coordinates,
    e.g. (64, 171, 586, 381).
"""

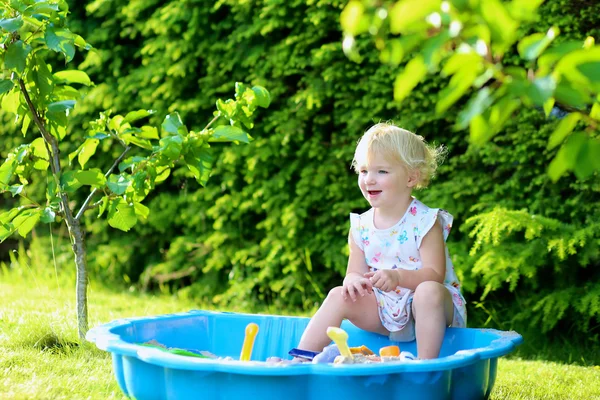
(1, 266, 599, 399)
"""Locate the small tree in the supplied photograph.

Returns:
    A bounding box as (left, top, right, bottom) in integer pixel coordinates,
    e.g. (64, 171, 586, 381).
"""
(340, 0, 600, 181)
(0, 0, 270, 339)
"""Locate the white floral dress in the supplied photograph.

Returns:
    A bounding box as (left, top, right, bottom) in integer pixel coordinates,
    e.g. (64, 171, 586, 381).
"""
(350, 197, 467, 341)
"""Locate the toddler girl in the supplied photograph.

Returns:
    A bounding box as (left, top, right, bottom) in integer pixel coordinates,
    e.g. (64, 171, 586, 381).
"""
(297, 123, 466, 359)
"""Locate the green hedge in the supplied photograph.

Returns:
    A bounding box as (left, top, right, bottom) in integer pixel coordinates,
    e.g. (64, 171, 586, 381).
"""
(1, 0, 599, 345)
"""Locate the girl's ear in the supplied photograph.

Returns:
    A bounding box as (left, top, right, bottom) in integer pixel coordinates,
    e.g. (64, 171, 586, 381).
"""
(406, 170, 420, 188)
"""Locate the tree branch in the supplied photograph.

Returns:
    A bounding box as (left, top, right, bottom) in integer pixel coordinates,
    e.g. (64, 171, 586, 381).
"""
(203, 112, 221, 131)
(75, 146, 131, 221)
(18, 79, 76, 224)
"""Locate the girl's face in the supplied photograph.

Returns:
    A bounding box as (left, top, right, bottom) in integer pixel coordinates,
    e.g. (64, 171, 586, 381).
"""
(357, 158, 417, 210)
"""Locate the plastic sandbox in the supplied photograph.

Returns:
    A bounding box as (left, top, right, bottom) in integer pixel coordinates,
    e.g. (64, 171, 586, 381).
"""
(87, 310, 522, 400)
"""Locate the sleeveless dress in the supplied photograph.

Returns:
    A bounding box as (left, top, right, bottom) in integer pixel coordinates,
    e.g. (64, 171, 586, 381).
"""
(350, 197, 467, 342)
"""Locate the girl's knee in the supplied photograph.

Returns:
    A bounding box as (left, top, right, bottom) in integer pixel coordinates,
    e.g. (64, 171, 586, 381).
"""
(413, 281, 447, 308)
(324, 286, 347, 307)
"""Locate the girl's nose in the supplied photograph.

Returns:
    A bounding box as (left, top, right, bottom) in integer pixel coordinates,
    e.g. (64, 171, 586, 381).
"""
(365, 172, 376, 184)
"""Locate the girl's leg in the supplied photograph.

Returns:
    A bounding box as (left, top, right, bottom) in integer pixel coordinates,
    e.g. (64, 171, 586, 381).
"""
(411, 281, 454, 359)
(297, 286, 388, 352)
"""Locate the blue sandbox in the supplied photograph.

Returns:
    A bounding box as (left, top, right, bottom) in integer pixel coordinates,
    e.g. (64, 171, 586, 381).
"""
(86, 310, 522, 400)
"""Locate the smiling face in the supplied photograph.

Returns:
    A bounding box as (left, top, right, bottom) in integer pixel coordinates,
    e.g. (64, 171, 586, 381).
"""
(356, 154, 418, 210)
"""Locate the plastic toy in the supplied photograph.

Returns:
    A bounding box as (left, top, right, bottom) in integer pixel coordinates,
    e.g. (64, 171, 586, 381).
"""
(326, 326, 353, 359)
(87, 310, 523, 400)
(379, 345, 400, 357)
(350, 345, 374, 355)
(240, 322, 259, 361)
(288, 348, 320, 361)
(311, 343, 340, 364)
(139, 342, 214, 358)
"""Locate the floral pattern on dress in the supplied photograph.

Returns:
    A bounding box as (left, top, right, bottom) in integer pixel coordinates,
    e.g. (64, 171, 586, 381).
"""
(350, 197, 467, 335)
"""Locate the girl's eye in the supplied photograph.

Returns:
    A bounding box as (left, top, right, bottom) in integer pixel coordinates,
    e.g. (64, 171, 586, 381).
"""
(360, 170, 367, 175)
(378, 170, 388, 174)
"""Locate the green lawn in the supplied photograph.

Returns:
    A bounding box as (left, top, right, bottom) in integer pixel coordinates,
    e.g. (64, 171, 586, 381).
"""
(1, 271, 599, 399)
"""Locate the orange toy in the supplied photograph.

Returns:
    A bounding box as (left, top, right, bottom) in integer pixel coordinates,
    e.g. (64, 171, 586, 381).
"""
(350, 345, 375, 355)
(379, 345, 400, 357)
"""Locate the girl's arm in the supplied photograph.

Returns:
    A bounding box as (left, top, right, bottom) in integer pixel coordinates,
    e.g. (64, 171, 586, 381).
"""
(397, 220, 446, 289)
(342, 231, 373, 301)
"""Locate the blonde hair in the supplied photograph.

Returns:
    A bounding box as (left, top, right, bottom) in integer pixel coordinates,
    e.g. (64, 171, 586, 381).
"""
(351, 122, 446, 189)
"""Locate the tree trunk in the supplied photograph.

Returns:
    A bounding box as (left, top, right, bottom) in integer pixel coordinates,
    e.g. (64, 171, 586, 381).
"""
(69, 220, 89, 339)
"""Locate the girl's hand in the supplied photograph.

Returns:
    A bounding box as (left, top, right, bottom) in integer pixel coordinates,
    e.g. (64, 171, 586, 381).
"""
(364, 270, 400, 292)
(342, 274, 373, 302)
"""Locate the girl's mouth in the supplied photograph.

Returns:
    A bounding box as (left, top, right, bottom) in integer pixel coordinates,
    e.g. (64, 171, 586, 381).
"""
(367, 190, 382, 197)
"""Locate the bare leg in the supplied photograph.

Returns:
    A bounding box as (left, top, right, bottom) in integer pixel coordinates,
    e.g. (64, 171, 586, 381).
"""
(412, 281, 454, 359)
(297, 286, 388, 351)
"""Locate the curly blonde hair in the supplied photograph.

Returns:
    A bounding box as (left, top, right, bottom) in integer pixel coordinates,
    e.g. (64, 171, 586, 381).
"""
(351, 122, 446, 189)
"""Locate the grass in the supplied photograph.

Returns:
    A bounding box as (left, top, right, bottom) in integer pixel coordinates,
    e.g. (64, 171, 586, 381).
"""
(1, 264, 599, 399)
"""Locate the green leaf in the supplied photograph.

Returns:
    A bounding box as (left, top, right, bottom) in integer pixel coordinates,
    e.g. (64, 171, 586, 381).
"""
(12, 210, 41, 238)
(107, 200, 137, 232)
(5, 40, 32, 74)
(1, 90, 20, 115)
(45, 25, 76, 62)
(211, 125, 251, 143)
(543, 98, 555, 117)
(216, 99, 236, 120)
(158, 135, 183, 161)
(394, 56, 427, 103)
(107, 175, 131, 195)
(488, 97, 521, 132)
(480, 0, 518, 51)
(0, 80, 14, 95)
(0, 159, 17, 188)
(87, 132, 110, 140)
(40, 207, 56, 223)
(469, 115, 490, 146)
(121, 129, 153, 150)
(436, 63, 480, 114)
(0, 208, 21, 225)
(340, 0, 368, 36)
(48, 100, 76, 114)
(508, 0, 544, 21)
(591, 102, 600, 121)
(98, 196, 109, 218)
(251, 86, 271, 108)
(389, 0, 441, 35)
(574, 137, 600, 180)
(456, 88, 493, 130)
(75, 168, 106, 187)
(548, 132, 586, 182)
(60, 171, 83, 193)
(577, 62, 600, 85)
(21, 114, 32, 137)
(555, 48, 600, 89)
(137, 126, 159, 140)
(30, 137, 50, 170)
(8, 185, 23, 197)
(161, 113, 187, 136)
(526, 75, 556, 106)
(78, 139, 99, 169)
(517, 28, 558, 61)
(537, 41, 582, 73)
(554, 81, 591, 109)
(33, 55, 55, 101)
(134, 202, 149, 220)
(547, 113, 581, 150)
(0, 17, 23, 32)
(123, 109, 156, 124)
(184, 147, 213, 186)
(53, 70, 92, 86)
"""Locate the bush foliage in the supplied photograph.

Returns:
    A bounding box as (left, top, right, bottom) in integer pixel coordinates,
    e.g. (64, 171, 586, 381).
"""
(1, 0, 599, 342)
